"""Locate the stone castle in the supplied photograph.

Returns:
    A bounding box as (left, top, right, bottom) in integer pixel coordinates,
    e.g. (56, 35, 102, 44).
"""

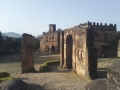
(40, 24, 60, 53)
(40, 21, 117, 79)
(40, 21, 117, 57)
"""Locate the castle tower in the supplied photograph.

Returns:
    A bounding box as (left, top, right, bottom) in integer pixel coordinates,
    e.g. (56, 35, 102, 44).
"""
(49, 24, 56, 33)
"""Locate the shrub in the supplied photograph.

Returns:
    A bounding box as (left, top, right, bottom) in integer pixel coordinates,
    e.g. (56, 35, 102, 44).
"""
(40, 60, 60, 72)
(0, 72, 14, 83)
(0, 72, 10, 78)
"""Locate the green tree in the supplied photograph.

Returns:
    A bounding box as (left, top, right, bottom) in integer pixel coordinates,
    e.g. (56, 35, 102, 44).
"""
(117, 31, 120, 39)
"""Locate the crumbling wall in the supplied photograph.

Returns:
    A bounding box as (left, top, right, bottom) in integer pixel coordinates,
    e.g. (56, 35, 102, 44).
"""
(107, 60, 120, 90)
(60, 23, 98, 79)
(85, 59, 120, 90)
(20, 33, 35, 73)
(117, 40, 120, 57)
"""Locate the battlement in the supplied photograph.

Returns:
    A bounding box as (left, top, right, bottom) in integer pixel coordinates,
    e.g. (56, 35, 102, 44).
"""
(63, 21, 116, 32)
(87, 21, 116, 27)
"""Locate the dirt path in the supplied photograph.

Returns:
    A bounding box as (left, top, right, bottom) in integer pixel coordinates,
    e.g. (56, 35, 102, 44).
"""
(0, 53, 119, 90)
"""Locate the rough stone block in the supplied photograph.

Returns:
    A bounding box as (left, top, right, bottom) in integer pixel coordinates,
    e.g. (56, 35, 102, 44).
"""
(85, 79, 107, 90)
(0, 79, 27, 90)
(107, 60, 120, 90)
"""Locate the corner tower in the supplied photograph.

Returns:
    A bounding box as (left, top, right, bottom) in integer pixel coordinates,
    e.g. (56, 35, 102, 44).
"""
(49, 24, 56, 33)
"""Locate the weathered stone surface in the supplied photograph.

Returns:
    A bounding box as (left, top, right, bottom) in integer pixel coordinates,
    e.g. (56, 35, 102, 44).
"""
(20, 33, 35, 73)
(60, 22, 98, 79)
(40, 22, 117, 57)
(40, 24, 60, 53)
(0, 79, 27, 90)
(107, 60, 120, 90)
(40, 21, 117, 79)
(85, 79, 107, 90)
(117, 40, 120, 57)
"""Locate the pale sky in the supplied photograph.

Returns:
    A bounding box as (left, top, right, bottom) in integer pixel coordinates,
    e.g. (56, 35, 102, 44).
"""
(0, 0, 120, 37)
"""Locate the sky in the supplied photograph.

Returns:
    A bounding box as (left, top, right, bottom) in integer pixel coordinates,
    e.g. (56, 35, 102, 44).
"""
(0, 0, 120, 37)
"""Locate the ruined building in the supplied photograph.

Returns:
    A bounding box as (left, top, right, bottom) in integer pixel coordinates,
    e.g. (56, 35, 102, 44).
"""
(93, 22, 117, 57)
(20, 33, 35, 73)
(40, 22, 117, 57)
(59, 21, 117, 79)
(40, 22, 117, 78)
(40, 24, 60, 52)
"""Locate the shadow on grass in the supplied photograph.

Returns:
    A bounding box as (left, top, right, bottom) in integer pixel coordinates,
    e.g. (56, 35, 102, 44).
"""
(40, 64, 71, 73)
(97, 68, 107, 78)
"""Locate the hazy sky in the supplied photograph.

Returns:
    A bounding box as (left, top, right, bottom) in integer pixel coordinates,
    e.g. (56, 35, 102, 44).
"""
(0, 0, 120, 37)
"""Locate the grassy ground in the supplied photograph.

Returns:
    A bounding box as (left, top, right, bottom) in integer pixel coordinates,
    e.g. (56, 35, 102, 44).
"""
(0, 52, 60, 76)
(0, 52, 119, 79)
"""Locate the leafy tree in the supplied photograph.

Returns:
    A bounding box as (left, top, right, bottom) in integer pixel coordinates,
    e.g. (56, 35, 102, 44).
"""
(117, 31, 120, 39)
(33, 35, 42, 52)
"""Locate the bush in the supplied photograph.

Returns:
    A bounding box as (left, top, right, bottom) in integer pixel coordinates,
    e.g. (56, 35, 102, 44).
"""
(40, 60, 60, 72)
(0, 72, 14, 83)
(0, 72, 10, 78)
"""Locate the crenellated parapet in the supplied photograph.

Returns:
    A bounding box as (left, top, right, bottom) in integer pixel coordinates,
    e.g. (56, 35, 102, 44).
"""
(87, 21, 116, 31)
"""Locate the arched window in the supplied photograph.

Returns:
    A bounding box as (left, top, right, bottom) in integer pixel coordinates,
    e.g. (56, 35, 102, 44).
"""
(46, 36, 48, 41)
(52, 36, 54, 41)
(50, 37, 51, 41)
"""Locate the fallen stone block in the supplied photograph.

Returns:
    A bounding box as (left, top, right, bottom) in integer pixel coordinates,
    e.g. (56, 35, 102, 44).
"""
(0, 79, 27, 90)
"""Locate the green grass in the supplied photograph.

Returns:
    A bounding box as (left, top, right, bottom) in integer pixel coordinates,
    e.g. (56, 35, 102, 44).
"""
(0, 72, 14, 83)
(0, 76, 14, 83)
(40, 60, 60, 72)
(0, 72, 10, 78)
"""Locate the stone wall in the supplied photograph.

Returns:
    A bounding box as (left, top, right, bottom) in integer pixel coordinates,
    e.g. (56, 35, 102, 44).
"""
(40, 22, 117, 57)
(107, 60, 120, 90)
(85, 59, 120, 90)
(20, 33, 35, 73)
(40, 24, 60, 52)
(60, 22, 98, 79)
(117, 40, 120, 57)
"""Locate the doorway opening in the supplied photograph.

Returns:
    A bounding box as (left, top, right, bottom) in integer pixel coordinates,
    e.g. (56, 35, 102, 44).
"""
(51, 45, 55, 52)
(45, 46, 49, 52)
(66, 35, 73, 69)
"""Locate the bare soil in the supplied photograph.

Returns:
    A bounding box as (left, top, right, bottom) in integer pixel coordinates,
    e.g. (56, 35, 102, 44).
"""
(0, 53, 119, 90)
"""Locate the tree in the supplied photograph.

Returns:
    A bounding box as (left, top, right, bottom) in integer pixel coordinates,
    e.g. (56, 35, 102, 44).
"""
(117, 31, 120, 39)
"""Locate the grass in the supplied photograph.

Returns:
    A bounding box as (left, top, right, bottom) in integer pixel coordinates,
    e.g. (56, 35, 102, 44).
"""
(0, 72, 14, 83)
(0, 76, 14, 83)
(40, 60, 60, 72)
(0, 72, 10, 78)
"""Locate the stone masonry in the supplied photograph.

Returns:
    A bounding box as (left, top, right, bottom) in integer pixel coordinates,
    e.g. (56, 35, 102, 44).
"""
(60, 21, 98, 79)
(20, 33, 35, 73)
(40, 22, 117, 57)
(40, 21, 117, 79)
(40, 24, 60, 53)
(85, 60, 120, 90)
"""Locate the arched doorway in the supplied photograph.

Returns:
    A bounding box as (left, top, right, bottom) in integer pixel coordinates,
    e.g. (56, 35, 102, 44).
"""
(45, 46, 49, 52)
(66, 35, 73, 69)
(51, 45, 55, 52)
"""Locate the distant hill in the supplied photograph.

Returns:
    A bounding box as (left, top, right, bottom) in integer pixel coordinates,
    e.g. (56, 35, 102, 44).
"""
(2, 32, 22, 38)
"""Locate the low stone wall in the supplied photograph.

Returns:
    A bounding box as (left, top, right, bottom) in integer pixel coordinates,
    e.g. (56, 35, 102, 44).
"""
(107, 60, 120, 90)
(85, 79, 107, 90)
(85, 60, 120, 90)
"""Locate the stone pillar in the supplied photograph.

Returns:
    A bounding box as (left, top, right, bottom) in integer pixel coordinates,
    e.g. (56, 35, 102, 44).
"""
(72, 35, 76, 72)
(60, 31, 64, 68)
(20, 33, 35, 73)
(86, 29, 98, 79)
(117, 40, 120, 57)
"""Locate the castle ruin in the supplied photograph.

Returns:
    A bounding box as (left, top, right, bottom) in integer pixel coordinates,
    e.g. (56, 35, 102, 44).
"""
(40, 21, 117, 79)
(40, 24, 60, 53)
